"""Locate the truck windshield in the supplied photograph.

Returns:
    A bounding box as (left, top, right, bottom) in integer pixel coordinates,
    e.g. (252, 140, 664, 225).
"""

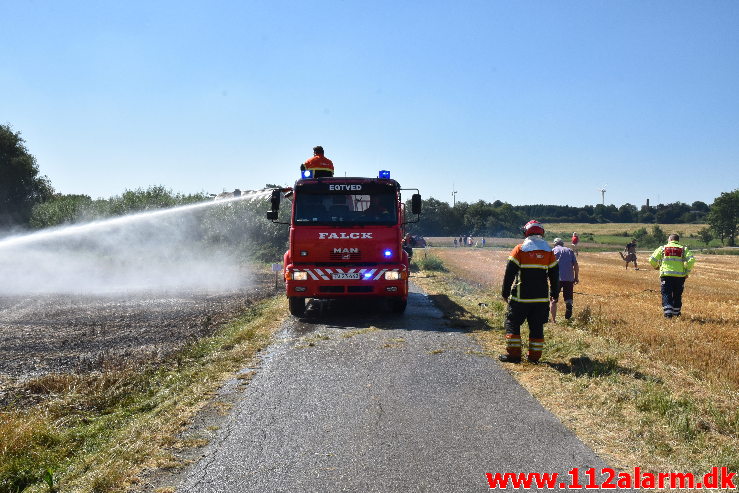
(295, 193, 397, 225)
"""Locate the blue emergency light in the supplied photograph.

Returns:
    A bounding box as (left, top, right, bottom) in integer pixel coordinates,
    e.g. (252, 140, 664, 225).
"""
(378, 170, 391, 179)
(301, 170, 313, 179)
(383, 249, 393, 257)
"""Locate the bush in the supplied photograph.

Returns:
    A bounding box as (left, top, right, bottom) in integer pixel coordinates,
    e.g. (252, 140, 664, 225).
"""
(697, 227, 713, 246)
(414, 253, 446, 272)
(633, 227, 649, 241)
(631, 226, 667, 248)
(29, 187, 209, 228)
(29, 194, 93, 228)
(651, 225, 667, 245)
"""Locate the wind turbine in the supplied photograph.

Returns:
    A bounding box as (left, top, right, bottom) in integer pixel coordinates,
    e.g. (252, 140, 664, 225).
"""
(598, 185, 607, 205)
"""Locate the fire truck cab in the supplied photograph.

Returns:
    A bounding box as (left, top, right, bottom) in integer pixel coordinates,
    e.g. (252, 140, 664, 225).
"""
(267, 171, 421, 316)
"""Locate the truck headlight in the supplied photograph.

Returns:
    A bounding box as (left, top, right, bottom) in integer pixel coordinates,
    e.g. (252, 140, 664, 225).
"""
(292, 271, 308, 281)
(384, 271, 401, 280)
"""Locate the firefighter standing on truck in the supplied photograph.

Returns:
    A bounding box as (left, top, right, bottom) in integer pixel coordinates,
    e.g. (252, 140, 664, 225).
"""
(500, 220, 559, 363)
(649, 233, 696, 318)
(301, 146, 334, 177)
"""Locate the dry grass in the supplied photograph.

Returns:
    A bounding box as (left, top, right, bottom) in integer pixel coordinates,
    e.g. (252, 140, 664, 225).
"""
(412, 248, 739, 475)
(575, 252, 739, 388)
(547, 223, 708, 236)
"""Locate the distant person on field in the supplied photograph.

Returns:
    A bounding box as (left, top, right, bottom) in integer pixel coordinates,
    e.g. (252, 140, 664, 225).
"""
(481, 237, 486, 247)
(500, 220, 559, 364)
(571, 232, 580, 255)
(454, 238, 458, 247)
(648, 234, 696, 318)
(301, 146, 334, 177)
(619, 239, 639, 270)
(550, 238, 579, 322)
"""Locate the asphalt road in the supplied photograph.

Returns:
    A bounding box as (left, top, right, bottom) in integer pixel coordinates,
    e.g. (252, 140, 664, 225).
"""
(174, 284, 611, 492)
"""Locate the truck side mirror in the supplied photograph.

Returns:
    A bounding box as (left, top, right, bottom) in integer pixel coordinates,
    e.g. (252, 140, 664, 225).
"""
(270, 189, 281, 211)
(411, 194, 422, 215)
(266, 189, 281, 221)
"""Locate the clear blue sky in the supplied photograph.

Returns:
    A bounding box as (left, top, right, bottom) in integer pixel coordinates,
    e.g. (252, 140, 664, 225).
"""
(2, 0, 738, 208)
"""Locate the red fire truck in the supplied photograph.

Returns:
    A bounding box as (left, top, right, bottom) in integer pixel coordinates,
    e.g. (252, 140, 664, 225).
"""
(267, 171, 421, 316)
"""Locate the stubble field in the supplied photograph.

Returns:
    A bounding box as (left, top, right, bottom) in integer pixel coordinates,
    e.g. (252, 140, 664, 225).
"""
(546, 223, 709, 236)
(0, 270, 277, 409)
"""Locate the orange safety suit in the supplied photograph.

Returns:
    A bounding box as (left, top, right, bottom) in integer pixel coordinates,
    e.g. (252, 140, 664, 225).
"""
(303, 155, 334, 176)
(501, 237, 559, 362)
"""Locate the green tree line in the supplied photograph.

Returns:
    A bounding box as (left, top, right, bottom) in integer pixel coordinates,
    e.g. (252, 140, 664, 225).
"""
(26, 187, 289, 262)
(25, 188, 290, 262)
(513, 201, 710, 224)
(403, 196, 734, 242)
(29, 187, 208, 228)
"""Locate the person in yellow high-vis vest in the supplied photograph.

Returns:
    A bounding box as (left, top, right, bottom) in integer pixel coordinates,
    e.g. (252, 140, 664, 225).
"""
(649, 234, 696, 318)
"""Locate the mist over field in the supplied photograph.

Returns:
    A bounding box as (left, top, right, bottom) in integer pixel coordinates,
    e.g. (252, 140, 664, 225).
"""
(0, 194, 271, 295)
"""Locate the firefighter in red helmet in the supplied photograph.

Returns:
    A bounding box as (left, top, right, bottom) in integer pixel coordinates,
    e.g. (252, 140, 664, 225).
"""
(500, 220, 559, 363)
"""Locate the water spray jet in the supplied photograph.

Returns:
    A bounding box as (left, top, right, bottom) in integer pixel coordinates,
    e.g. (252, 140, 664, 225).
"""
(0, 189, 273, 295)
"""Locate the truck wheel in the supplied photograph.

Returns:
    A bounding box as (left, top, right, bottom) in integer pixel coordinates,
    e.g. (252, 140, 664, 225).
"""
(289, 297, 306, 316)
(390, 297, 407, 314)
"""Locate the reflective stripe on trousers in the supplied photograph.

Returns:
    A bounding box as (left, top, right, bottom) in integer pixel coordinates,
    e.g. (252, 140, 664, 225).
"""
(661, 276, 685, 317)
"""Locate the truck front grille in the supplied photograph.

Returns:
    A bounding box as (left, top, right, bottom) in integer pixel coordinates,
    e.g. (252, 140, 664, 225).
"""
(347, 286, 373, 293)
(317, 286, 374, 294)
(329, 252, 362, 261)
(319, 286, 345, 293)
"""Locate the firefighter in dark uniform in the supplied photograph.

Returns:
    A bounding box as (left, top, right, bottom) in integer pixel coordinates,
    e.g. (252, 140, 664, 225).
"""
(500, 220, 559, 363)
(301, 146, 334, 177)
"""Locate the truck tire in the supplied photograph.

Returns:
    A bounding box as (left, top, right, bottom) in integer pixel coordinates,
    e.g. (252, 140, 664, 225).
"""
(390, 297, 407, 314)
(289, 297, 306, 317)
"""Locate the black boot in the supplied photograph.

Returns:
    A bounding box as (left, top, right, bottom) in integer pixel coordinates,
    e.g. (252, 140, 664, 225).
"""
(565, 304, 573, 320)
(498, 354, 521, 363)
